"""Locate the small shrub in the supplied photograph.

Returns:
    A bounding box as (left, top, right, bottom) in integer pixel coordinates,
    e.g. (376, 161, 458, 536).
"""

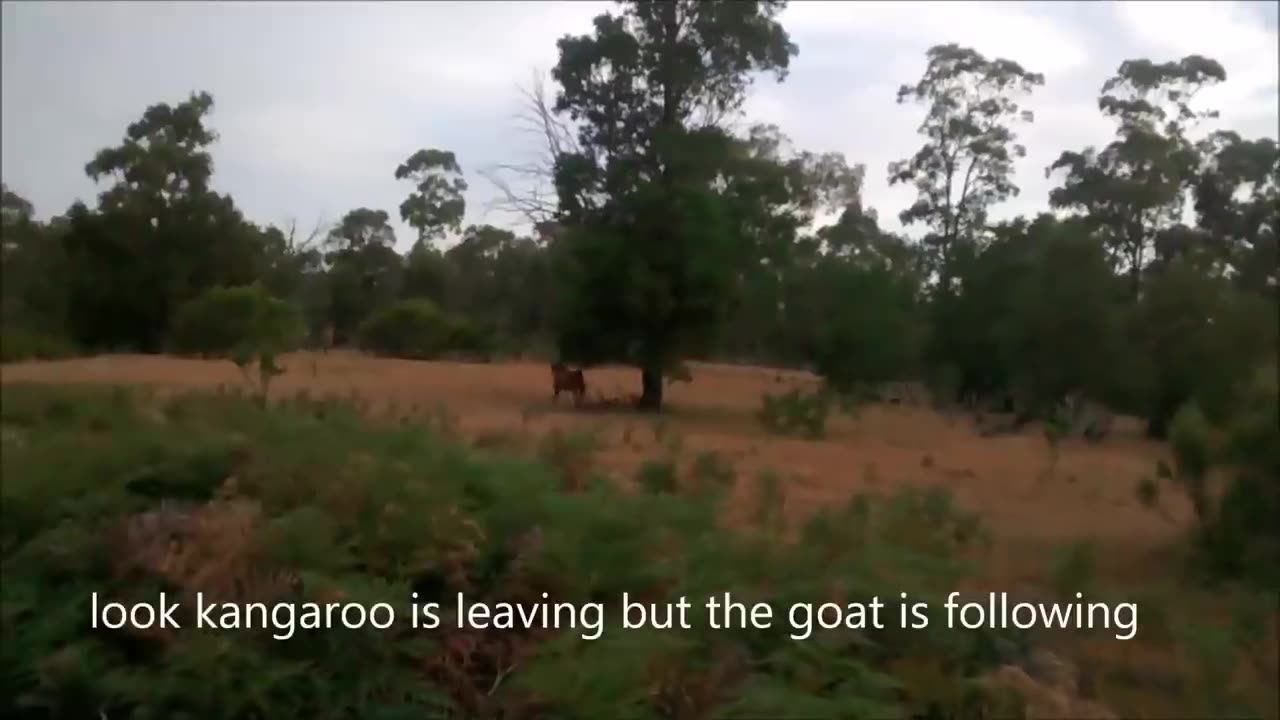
(1168, 402, 1213, 521)
(1135, 475, 1177, 525)
(1169, 403, 1213, 480)
(635, 458, 677, 494)
(876, 485, 987, 567)
(1041, 409, 1069, 479)
(537, 428, 600, 493)
(1049, 539, 1096, 600)
(757, 388, 830, 439)
(689, 450, 736, 493)
(231, 346, 285, 407)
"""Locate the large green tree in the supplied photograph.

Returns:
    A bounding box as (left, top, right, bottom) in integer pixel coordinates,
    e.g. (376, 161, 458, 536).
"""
(713, 123, 868, 367)
(889, 44, 1044, 293)
(440, 224, 553, 350)
(61, 91, 269, 352)
(1, 187, 69, 337)
(1191, 131, 1278, 295)
(395, 148, 467, 246)
(548, 0, 799, 410)
(323, 208, 403, 344)
(1048, 55, 1226, 299)
(1, 183, 35, 224)
(1133, 257, 1277, 436)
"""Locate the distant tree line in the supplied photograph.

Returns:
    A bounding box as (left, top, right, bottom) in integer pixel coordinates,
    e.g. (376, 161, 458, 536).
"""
(2, 1, 1275, 442)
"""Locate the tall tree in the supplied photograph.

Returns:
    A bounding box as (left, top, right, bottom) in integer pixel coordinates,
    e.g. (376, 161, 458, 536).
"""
(1, 183, 35, 225)
(549, 0, 798, 410)
(1, 187, 69, 336)
(61, 91, 265, 352)
(1048, 55, 1226, 299)
(1134, 257, 1276, 436)
(395, 149, 467, 246)
(85, 91, 218, 210)
(1191, 131, 1278, 295)
(998, 216, 1127, 412)
(323, 208, 402, 344)
(385, 149, 460, 303)
(889, 44, 1044, 292)
(401, 241, 450, 305)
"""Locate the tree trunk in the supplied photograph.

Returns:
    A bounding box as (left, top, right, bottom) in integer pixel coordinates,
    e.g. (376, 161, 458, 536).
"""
(1127, 226, 1144, 302)
(638, 364, 664, 411)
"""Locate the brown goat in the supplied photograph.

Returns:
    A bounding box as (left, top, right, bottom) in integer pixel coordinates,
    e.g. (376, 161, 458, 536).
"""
(551, 362, 586, 407)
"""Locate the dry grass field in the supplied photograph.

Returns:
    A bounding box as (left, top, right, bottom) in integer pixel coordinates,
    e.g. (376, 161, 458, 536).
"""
(0, 350, 1188, 589)
(5, 351, 1276, 718)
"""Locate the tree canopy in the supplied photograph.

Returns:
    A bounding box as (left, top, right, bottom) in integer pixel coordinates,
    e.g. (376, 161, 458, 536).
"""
(1, 5, 1273, 430)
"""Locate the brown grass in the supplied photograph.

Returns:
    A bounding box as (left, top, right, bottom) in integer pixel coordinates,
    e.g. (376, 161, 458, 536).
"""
(1, 350, 1186, 587)
(7, 351, 1274, 718)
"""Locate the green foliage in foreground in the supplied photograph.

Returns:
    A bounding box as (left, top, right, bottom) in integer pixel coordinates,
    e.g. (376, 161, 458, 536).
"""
(2, 384, 1029, 720)
(1168, 368, 1280, 589)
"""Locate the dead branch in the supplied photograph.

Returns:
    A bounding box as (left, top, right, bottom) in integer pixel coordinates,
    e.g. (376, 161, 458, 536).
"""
(479, 69, 581, 230)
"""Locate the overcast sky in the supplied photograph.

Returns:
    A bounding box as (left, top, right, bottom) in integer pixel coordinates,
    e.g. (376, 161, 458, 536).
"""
(3, 1, 1277, 249)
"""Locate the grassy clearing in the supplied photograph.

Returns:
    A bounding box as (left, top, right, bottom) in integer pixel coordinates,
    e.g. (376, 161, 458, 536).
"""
(0, 383, 1009, 719)
(1, 381, 1275, 719)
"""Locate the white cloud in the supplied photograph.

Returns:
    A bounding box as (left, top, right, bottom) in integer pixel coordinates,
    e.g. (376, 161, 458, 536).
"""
(2, 1, 1275, 246)
(781, 1, 1091, 75)
(1115, 0, 1278, 137)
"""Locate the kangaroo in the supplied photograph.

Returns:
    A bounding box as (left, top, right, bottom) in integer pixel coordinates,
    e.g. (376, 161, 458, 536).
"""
(550, 362, 587, 407)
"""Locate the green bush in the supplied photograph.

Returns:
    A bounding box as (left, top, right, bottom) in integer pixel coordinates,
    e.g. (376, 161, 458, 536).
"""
(634, 458, 677, 494)
(357, 299, 452, 360)
(757, 388, 830, 438)
(0, 327, 79, 363)
(689, 450, 736, 494)
(1194, 367, 1280, 588)
(169, 285, 304, 358)
(358, 300, 497, 361)
(1169, 403, 1212, 481)
(1150, 370, 1280, 591)
(2, 384, 1028, 719)
(1049, 540, 1097, 600)
(444, 316, 497, 361)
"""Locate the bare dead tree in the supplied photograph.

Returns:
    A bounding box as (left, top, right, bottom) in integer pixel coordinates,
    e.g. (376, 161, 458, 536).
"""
(479, 69, 581, 236)
(284, 215, 329, 255)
